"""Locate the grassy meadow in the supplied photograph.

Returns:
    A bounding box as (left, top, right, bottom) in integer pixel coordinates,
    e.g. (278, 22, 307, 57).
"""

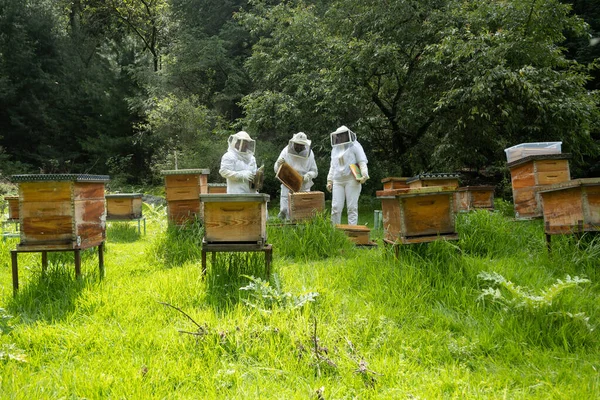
(0, 199, 599, 399)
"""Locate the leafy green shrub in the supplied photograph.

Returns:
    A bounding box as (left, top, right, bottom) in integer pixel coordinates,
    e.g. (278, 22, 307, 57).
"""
(240, 274, 318, 313)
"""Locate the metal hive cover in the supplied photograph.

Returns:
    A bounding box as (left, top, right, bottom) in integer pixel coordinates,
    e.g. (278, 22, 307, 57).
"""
(160, 168, 210, 175)
(11, 174, 110, 183)
(406, 173, 461, 184)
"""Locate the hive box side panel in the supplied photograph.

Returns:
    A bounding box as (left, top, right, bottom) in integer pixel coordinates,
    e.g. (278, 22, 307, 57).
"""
(541, 189, 584, 234)
(19, 182, 72, 202)
(6, 197, 19, 219)
(471, 190, 495, 209)
(336, 224, 370, 244)
(106, 197, 143, 219)
(165, 174, 200, 188)
(288, 191, 325, 221)
(203, 202, 265, 243)
(20, 201, 72, 218)
(401, 194, 455, 237)
(381, 198, 401, 242)
(168, 199, 202, 224)
(535, 159, 570, 172)
(536, 170, 570, 186)
(74, 182, 105, 200)
(166, 186, 200, 201)
(21, 216, 74, 244)
(584, 186, 600, 228)
(513, 187, 542, 219)
(510, 163, 535, 189)
(455, 191, 470, 212)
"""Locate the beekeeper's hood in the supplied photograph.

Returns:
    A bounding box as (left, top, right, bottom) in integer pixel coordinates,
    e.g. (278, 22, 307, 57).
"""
(228, 131, 255, 155)
(330, 125, 356, 147)
(287, 132, 311, 158)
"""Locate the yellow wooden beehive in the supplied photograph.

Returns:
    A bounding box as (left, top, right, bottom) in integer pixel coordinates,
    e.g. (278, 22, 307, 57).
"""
(161, 169, 209, 224)
(288, 191, 325, 222)
(105, 193, 143, 220)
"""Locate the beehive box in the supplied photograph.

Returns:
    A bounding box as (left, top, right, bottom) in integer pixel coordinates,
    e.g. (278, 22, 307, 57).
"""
(288, 191, 325, 222)
(200, 193, 270, 244)
(537, 178, 600, 235)
(507, 154, 571, 219)
(407, 173, 460, 189)
(10, 174, 109, 250)
(336, 224, 371, 245)
(105, 193, 143, 220)
(376, 186, 458, 244)
(4, 195, 19, 221)
(208, 183, 227, 194)
(381, 177, 409, 190)
(161, 169, 209, 224)
(455, 186, 495, 212)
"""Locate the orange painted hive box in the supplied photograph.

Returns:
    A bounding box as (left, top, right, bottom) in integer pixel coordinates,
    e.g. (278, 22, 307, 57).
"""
(381, 177, 409, 190)
(4, 195, 19, 221)
(161, 169, 209, 224)
(507, 154, 571, 219)
(10, 174, 109, 250)
(336, 224, 371, 245)
(407, 173, 460, 189)
(455, 186, 495, 212)
(288, 191, 325, 222)
(537, 178, 600, 235)
(200, 193, 270, 244)
(105, 193, 143, 220)
(376, 186, 458, 244)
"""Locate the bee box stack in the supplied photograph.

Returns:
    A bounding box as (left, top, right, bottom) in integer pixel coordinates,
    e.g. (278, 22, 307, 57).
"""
(288, 191, 325, 222)
(161, 169, 210, 224)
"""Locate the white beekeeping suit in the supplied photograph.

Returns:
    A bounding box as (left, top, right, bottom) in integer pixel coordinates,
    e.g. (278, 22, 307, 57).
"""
(326, 125, 369, 225)
(274, 132, 318, 220)
(219, 131, 258, 194)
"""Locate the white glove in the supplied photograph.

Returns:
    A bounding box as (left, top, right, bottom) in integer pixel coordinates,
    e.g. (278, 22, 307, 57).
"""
(275, 157, 285, 172)
(303, 174, 313, 183)
(359, 174, 369, 184)
(326, 181, 333, 193)
(240, 170, 255, 183)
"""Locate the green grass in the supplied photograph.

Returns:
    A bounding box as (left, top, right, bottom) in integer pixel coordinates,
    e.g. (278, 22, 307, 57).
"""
(0, 203, 598, 398)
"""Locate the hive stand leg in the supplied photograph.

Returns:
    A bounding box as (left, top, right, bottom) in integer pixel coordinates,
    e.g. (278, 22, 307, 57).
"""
(11, 250, 18, 295)
(143, 218, 146, 235)
(41, 251, 48, 274)
(201, 249, 207, 277)
(137, 219, 141, 234)
(98, 242, 105, 279)
(545, 234, 552, 253)
(74, 249, 82, 279)
(265, 246, 272, 279)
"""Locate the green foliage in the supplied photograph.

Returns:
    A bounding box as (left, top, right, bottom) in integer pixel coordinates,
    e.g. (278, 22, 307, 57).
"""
(239, 274, 319, 313)
(267, 213, 355, 260)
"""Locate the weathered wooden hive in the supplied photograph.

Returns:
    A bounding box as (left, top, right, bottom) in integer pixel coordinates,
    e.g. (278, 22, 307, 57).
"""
(200, 193, 270, 244)
(455, 186, 496, 212)
(4, 195, 19, 221)
(105, 193, 143, 220)
(336, 224, 371, 245)
(208, 183, 227, 194)
(161, 169, 209, 224)
(381, 177, 409, 190)
(537, 178, 600, 235)
(376, 186, 458, 244)
(507, 154, 571, 219)
(288, 191, 325, 222)
(10, 174, 109, 250)
(406, 173, 460, 189)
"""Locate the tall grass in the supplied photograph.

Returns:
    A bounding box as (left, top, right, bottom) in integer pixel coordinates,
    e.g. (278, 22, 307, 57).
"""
(0, 204, 598, 398)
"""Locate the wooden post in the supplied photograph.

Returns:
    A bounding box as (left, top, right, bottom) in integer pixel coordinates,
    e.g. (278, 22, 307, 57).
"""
(98, 242, 104, 278)
(42, 251, 48, 273)
(11, 250, 18, 294)
(74, 249, 81, 278)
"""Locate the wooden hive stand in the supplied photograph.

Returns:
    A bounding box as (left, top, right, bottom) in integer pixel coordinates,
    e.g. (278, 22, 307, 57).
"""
(9, 174, 109, 294)
(537, 178, 600, 250)
(199, 193, 272, 278)
(161, 169, 210, 225)
(105, 193, 146, 234)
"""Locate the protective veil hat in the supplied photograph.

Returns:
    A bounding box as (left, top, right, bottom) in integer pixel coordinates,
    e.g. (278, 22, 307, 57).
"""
(330, 125, 356, 147)
(288, 132, 312, 158)
(228, 131, 256, 155)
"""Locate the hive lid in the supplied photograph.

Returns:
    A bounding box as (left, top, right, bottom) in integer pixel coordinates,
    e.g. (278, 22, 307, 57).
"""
(456, 185, 496, 191)
(3, 195, 18, 200)
(537, 177, 600, 193)
(506, 153, 571, 169)
(406, 173, 461, 184)
(11, 174, 110, 183)
(376, 186, 457, 198)
(160, 168, 210, 175)
(208, 183, 227, 187)
(381, 177, 409, 183)
(105, 193, 144, 198)
(200, 193, 270, 203)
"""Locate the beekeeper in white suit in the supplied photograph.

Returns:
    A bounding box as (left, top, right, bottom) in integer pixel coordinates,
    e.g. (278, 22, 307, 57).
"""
(219, 131, 258, 194)
(274, 132, 318, 220)
(326, 125, 369, 225)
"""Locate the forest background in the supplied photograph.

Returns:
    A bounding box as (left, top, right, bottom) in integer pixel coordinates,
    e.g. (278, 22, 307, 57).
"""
(1, 0, 599, 198)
